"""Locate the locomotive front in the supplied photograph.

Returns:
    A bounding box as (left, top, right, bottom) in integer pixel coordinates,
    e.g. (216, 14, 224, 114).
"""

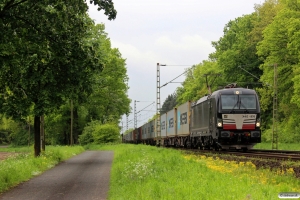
(215, 88, 261, 150)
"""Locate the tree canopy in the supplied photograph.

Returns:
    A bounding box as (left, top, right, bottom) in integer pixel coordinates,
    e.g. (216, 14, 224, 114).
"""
(0, 0, 124, 155)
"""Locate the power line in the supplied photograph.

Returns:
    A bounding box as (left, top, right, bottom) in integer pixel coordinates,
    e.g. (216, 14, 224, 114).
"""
(164, 65, 193, 66)
(161, 65, 196, 88)
(237, 65, 260, 81)
(136, 102, 155, 114)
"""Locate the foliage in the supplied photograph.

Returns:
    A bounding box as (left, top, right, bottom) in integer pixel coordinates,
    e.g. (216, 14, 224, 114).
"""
(0, 116, 32, 146)
(93, 123, 120, 144)
(79, 121, 120, 145)
(160, 93, 177, 114)
(39, 24, 130, 146)
(0, 1, 91, 155)
(256, 0, 300, 142)
(83, 25, 131, 124)
(0, 0, 120, 155)
(176, 61, 223, 105)
(210, 14, 263, 88)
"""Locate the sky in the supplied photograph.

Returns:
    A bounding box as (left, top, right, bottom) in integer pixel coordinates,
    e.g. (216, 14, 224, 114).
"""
(88, 0, 264, 132)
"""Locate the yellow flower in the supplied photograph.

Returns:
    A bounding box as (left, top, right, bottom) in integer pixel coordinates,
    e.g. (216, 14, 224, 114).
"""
(286, 168, 294, 175)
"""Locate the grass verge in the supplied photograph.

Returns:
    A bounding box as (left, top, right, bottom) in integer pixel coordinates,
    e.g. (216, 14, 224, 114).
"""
(89, 144, 300, 200)
(0, 145, 85, 193)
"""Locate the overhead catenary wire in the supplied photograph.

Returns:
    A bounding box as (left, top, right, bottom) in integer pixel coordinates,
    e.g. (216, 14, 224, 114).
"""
(160, 65, 196, 88)
(136, 102, 155, 114)
(237, 65, 260, 81)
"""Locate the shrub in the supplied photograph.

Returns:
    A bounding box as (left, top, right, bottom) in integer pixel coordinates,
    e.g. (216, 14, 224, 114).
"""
(92, 123, 120, 144)
(79, 121, 120, 145)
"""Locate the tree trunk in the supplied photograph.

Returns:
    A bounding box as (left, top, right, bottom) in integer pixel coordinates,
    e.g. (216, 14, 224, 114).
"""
(40, 115, 45, 151)
(73, 107, 79, 144)
(70, 99, 73, 146)
(34, 116, 41, 157)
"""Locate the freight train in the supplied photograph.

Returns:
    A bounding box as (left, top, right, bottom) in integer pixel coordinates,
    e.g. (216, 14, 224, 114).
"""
(123, 84, 261, 151)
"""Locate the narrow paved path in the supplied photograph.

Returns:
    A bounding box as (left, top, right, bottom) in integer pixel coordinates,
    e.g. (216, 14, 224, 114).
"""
(0, 151, 114, 200)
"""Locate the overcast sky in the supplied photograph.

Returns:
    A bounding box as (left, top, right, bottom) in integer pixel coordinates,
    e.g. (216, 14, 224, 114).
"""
(88, 0, 263, 131)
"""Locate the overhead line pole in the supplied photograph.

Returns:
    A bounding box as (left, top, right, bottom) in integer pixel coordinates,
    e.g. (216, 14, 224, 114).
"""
(156, 63, 166, 146)
(156, 63, 194, 146)
(272, 64, 278, 150)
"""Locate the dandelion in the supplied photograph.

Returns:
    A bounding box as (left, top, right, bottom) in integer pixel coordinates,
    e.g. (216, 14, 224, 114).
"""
(286, 168, 294, 175)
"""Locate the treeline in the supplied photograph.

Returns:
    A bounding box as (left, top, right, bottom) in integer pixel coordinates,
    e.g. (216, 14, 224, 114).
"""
(0, 1, 130, 155)
(163, 0, 300, 143)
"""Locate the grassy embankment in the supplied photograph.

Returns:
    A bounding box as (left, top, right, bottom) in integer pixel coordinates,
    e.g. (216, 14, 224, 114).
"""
(88, 144, 300, 200)
(1, 143, 299, 199)
(0, 146, 85, 193)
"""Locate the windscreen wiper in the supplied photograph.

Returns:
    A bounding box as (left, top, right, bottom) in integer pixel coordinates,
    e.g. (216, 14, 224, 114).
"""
(229, 101, 239, 113)
(239, 101, 249, 113)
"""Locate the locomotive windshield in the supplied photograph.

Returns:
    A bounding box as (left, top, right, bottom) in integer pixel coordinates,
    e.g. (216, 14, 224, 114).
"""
(221, 94, 257, 110)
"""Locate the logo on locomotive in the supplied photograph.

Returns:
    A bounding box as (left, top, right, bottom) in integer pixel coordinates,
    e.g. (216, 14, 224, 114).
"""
(242, 114, 256, 118)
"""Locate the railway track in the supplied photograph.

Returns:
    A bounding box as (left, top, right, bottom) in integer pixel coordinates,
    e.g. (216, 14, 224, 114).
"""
(180, 148, 300, 161)
(220, 150, 300, 161)
(251, 149, 300, 154)
(167, 146, 300, 178)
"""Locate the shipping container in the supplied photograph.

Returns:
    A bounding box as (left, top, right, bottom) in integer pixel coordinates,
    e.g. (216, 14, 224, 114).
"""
(149, 119, 156, 139)
(160, 113, 167, 138)
(166, 108, 177, 137)
(176, 101, 191, 136)
(142, 123, 147, 140)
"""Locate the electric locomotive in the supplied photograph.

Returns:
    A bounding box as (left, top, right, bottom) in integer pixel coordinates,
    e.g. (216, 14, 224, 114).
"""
(190, 84, 261, 151)
(123, 84, 261, 151)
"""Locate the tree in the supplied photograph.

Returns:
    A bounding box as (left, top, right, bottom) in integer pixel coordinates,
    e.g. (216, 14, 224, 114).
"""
(257, 0, 300, 142)
(0, 1, 116, 156)
(210, 14, 262, 88)
(176, 61, 223, 105)
(83, 24, 131, 124)
(160, 93, 177, 114)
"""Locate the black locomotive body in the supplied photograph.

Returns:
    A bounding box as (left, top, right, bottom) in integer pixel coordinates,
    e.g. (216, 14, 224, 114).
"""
(190, 87, 261, 150)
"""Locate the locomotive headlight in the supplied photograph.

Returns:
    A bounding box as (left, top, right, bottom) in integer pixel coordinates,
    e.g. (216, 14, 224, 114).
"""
(256, 118, 261, 127)
(217, 119, 223, 127)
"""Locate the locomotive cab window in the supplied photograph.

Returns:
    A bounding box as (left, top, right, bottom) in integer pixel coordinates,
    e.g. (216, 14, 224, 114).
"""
(221, 94, 256, 110)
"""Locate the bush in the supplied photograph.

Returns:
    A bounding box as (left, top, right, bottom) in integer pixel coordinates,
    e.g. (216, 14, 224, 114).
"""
(79, 121, 120, 145)
(93, 123, 120, 144)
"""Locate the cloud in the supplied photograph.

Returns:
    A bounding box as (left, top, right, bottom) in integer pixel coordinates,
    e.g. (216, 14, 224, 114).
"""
(155, 34, 212, 51)
(153, 34, 214, 65)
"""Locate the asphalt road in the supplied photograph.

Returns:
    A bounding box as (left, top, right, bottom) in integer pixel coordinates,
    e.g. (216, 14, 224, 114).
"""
(0, 151, 114, 200)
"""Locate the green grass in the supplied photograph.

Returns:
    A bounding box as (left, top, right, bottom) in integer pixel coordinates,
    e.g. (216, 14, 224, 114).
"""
(254, 143, 300, 150)
(0, 145, 32, 153)
(0, 145, 85, 193)
(90, 144, 300, 200)
(1, 144, 299, 199)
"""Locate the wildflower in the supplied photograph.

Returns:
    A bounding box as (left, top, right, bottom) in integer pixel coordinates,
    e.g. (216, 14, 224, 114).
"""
(286, 168, 294, 175)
